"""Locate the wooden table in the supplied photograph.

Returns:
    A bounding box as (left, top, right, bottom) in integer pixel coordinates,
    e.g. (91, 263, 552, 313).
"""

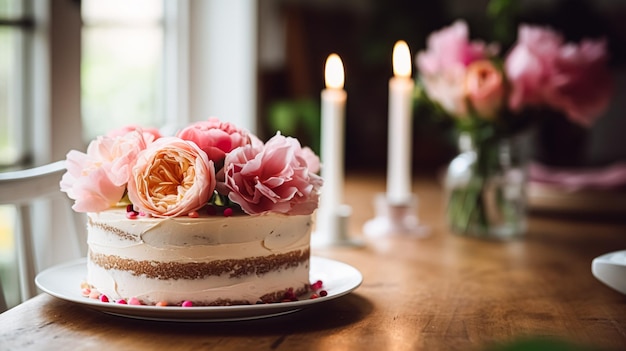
(1, 173, 625, 351)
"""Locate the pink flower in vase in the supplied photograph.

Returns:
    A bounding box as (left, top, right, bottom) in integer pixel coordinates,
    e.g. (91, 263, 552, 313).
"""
(545, 39, 613, 126)
(505, 24, 612, 126)
(464, 60, 505, 120)
(416, 20, 498, 117)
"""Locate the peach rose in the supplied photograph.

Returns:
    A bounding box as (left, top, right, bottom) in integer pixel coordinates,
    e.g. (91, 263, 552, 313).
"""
(60, 150, 125, 212)
(223, 133, 323, 215)
(127, 137, 216, 217)
(464, 60, 505, 120)
(176, 117, 252, 166)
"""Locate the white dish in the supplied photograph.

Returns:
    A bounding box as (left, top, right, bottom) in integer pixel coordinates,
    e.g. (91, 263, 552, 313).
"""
(592, 250, 626, 295)
(35, 256, 362, 322)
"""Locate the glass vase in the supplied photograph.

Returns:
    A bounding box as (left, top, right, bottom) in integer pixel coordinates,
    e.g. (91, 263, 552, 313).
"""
(444, 132, 530, 240)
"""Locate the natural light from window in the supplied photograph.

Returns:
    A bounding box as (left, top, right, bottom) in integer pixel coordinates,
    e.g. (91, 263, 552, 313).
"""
(81, 0, 164, 141)
(0, 0, 23, 167)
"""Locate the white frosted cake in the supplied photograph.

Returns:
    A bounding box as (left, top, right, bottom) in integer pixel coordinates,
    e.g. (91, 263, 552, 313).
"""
(87, 209, 312, 305)
(60, 118, 323, 306)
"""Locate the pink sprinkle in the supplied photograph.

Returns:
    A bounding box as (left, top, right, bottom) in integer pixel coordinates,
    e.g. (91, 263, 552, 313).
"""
(100, 295, 109, 303)
(128, 297, 142, 305)
(311, 280, 323, 290)
(81, 288, 91, 297)
(139, 211, 147, 217)
(89, 290, 100, 299)
(181, 300, 193, 307)
(223, 208, 233, 217)
(126, 211, 138, 219)
(188, 211, 199, 218)
(117, 299, 127, 305)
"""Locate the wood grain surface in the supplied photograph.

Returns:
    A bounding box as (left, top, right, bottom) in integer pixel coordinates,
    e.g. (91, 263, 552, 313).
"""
(1, 173, 625, 351)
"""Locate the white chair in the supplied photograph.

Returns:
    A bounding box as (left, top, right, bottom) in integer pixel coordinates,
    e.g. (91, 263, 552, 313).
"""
(0, 160, 86, 312)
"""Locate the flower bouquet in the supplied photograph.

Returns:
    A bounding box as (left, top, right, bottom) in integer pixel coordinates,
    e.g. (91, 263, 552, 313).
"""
(60, 117, 323, 218)
(415, 20, 612, 238)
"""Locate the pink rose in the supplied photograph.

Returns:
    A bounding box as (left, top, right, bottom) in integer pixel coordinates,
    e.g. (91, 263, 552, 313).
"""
(87, 130, 154, 186)
(176, 117, 252, 165)
(464, 60, 505, 120)
(416, 20, 497, 117)
(127, 137, 216, 218)
(60, 150, 125, 212)
(223, 133, 323, 215)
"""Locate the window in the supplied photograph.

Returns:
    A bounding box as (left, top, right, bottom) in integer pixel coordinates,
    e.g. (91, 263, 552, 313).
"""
(0, 0, 32, 309)
(0, 0, 29, 167)
(1, 0, 258, 310)
(81, 0, 164, 141)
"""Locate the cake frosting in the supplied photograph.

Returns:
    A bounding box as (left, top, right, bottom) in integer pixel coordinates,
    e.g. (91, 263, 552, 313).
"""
(87, 209, 312, 305)
(60, 117, 323, 307)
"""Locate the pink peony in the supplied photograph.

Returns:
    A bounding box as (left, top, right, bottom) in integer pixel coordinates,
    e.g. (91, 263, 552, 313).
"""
(176, 117, 252, 165)
(107, 124, 162, 140)
(505, 25, 566, 111)
(223, 133, 323, 215)
(126, 137, 215, 218)
(87, 130, 155, 187)
(505, 24, 612, 126)
(464, 60, 505, 120)
(545, 39, 613, 126)
(416, 20, 495, 75)
(60, 150, 126, 212)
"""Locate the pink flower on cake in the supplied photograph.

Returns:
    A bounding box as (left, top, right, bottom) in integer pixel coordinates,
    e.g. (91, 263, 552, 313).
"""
(60, 150, 126, 212)
(223, 133, 323, 215)
(176, 117, 254, 166)
(126, 137, 216, 218)
(106, 124, 162, 141)
(87, 130, 156, 187)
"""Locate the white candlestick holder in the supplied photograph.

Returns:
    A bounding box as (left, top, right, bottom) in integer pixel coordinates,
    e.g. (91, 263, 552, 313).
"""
(363, 193, 430, 238)
(312, 204, 364, 248)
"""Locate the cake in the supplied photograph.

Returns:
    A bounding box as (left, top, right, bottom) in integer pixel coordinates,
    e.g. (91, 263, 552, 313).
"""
(60, 117, 323, 306)
(87, 209, 312, 305)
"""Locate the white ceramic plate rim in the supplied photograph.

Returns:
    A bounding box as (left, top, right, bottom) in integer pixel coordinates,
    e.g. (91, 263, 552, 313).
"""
(35, 256, 363, 322)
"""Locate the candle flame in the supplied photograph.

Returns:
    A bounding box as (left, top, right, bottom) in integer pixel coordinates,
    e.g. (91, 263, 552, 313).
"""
(325, 54, 344, 89)
(392, 40, 411, 78)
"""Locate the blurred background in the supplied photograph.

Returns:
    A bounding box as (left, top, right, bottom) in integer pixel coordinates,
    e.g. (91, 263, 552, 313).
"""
(1, 0, 625, 308)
